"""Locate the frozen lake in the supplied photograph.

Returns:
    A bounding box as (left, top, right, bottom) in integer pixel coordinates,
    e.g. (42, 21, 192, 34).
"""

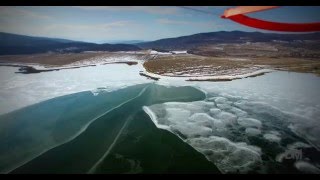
(0, 63, 152, 115)
(0, 63, 320, 174)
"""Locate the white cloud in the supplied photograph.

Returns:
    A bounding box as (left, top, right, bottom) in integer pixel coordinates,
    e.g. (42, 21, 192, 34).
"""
(157, 18, 223, 29)
(43, 21, 131, 33)
(157, 18, 190, 25)
(0, 6, 237, 43)
(0, 18, 137, 42)
(0, 6, 52, 20)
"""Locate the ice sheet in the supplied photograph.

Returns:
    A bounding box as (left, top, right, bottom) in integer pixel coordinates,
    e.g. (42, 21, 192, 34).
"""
(0, 60, 151, 115)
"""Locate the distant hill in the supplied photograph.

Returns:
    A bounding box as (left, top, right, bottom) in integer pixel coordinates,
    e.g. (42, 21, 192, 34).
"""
(0, 32, 79, 46)
(108, 40, 146, 44)
(137, 31, 320, 51)
(0, 32, 141, 55)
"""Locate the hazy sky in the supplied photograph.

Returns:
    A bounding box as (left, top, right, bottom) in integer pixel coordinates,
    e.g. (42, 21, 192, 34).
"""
(1, 6, 320, 43)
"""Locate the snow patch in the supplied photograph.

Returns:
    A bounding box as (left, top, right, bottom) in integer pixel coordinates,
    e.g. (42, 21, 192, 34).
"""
(170, 51, 187, 54)
(149, 50, 172, 55)
(187, 69, 273, 81)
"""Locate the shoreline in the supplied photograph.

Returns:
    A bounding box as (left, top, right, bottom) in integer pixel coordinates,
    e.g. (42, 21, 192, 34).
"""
(2, 51, 317, 82)
(140, 68, 274, 82)
(0, 61, 138, 74)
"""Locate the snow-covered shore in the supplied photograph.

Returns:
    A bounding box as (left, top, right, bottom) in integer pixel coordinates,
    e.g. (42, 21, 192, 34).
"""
(141, 68, 274, 82)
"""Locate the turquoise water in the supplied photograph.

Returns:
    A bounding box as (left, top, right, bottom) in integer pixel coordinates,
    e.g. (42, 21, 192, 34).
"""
(0, 83, 220, 174)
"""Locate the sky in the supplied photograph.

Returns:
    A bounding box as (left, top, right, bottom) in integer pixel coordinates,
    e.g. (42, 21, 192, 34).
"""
(1, 6, 320, 43)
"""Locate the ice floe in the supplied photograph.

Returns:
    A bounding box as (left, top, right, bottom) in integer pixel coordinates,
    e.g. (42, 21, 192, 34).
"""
(237, 118, 262, 129)
(288, 142, 311, 150)
(245, 128, 261, 136)
(229, 107, 248, 117)
(263, 133, 281, 143)
(144, 99, 266, 173)
(187, 136, 262, 173)
(294, 161, 320, 174)
(212, 111, 237, 126)
(209, 108, 222, 116)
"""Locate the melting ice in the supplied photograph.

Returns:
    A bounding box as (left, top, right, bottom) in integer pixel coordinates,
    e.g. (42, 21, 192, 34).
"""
(144, 71, 320, 173)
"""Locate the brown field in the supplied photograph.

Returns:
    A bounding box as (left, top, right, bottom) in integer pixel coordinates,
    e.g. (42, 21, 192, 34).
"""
(0, 52, 149, 66)
(0, 53, 105, 66)
(1, 51, 319, 77)
(143, 55, 320, 76)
